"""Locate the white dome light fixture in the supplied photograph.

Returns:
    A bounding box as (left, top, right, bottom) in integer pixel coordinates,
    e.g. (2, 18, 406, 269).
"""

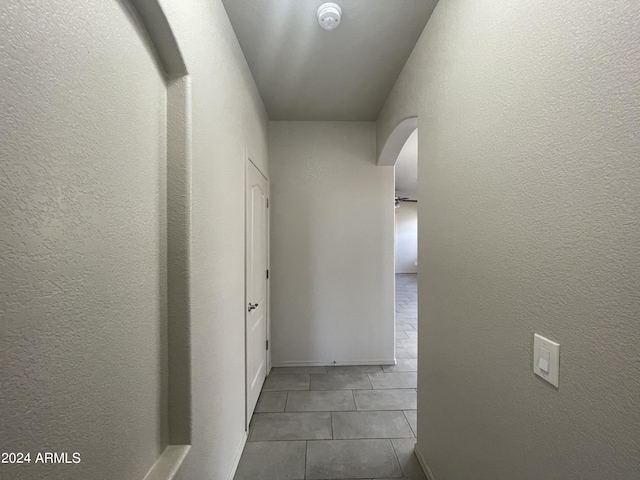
(317, 3, 342, 31)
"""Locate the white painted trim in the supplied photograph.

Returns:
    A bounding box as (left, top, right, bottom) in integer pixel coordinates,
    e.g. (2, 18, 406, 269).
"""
(414, 443, 436, 480)
(271, 359, 397, 367)
(393, 168, 397, 360)
(143, 445, 191, 480)
(243, 147, 249, 431)
(266, 171, 271, 380)
(226, 432, 247, 480)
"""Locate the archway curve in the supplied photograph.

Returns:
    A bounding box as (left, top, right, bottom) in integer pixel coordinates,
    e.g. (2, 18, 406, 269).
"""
(377, 116, 418, 166)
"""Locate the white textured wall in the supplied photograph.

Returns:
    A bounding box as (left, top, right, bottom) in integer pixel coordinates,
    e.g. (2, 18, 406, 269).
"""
(1, 1, 167, 478)
(161, 0, 269, 479)
(377, 0, 640, 479)
(270, 122, 395, 366)
(1, 0, 269, 479)
(395, 203, 418, 274)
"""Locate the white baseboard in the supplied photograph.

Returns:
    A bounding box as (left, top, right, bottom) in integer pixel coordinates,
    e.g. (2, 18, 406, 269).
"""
(271, 358, 396, 367)
(414, 443, 436, 480)
(143, 445, 191, 480)
(227, 432, 247, 480)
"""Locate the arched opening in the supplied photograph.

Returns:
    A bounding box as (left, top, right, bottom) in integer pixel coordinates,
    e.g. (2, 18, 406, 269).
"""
(378, 117, 418, 167)
(390, 123, 419, 373)
(127, 0, 193, 476)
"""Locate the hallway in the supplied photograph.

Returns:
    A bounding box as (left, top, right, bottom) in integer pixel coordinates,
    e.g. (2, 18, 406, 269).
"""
(234, 274, 419, 480)
(3, 1, 639, 479)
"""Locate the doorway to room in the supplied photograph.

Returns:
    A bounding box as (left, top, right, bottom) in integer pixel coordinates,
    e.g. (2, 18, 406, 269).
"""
(394, 128, 418, 369)
(245, 155, 270, 427)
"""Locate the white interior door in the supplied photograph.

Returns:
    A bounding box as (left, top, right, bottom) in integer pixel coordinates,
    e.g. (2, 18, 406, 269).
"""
(246, 159, 269, 426)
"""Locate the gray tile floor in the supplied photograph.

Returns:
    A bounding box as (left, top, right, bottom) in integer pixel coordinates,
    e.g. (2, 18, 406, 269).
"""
(235, 274, 419, 480)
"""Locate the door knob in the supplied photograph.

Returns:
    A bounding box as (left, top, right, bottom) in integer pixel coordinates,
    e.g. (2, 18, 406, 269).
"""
(248, 303, 259, 312)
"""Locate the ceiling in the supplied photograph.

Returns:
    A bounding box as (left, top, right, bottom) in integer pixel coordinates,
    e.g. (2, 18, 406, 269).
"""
(395, 129, 417, 199)
(221, 0, 437, 121)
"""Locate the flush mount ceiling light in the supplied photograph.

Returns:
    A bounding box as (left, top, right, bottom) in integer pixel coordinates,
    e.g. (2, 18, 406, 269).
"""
(317, 3, 342, 31)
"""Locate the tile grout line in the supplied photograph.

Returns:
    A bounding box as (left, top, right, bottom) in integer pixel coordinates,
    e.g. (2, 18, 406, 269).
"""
(303, 440, 308, 480)
(330, 411, 334, 439)
(389, 436, 405, 478)
(403, 410, 416, 438)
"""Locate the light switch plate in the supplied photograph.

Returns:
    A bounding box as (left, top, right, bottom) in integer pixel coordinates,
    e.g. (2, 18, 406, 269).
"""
(533, 334, 560, 387)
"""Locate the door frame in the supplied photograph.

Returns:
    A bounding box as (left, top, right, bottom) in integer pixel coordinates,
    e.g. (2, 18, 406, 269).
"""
(244, 148, 270, 430)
